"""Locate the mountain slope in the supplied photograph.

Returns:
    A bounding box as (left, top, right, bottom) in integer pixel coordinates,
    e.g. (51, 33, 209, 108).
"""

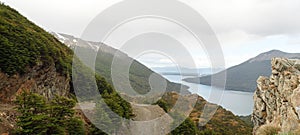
(0, 4, 74, 102)
(53, 33, 254, 134)
(0, 4, 133, 134)
(156, 92, 252, 135)
(52, 33, 190, 97)
(184, 50, 300, 92)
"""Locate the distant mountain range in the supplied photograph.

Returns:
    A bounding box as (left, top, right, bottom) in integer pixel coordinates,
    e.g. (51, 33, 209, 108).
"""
(183, 50, 300, 92)
(152, 66, 222, 76)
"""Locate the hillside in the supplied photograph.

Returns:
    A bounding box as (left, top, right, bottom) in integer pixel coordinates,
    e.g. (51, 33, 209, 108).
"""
(0, 3, 254, 135)
(156, 92, 253, 135)
(0, 4, 73, 102)
(51, 34, 254, 134)
(52, 33, 190, 97)
(184, 50, 300, 92)
(0, 3, 133, 134)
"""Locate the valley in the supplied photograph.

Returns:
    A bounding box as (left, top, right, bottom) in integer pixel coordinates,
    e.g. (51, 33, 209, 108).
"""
(0, 3, 252, 135)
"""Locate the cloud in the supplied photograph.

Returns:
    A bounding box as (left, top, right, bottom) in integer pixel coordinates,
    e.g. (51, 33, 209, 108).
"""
(2, 0, 299, 68)
(4, 0, 300, 40)
(187, 0, 300, 37)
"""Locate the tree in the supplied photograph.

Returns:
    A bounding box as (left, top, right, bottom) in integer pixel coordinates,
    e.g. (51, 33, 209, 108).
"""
(171, 116, 199, 135)
(14, 91, 85, 135)
(14, 91, 49, 134)
(66, 118, 86, 135)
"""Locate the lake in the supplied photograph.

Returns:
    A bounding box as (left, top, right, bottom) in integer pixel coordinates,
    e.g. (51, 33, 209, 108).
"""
(163, 74, 254, 116)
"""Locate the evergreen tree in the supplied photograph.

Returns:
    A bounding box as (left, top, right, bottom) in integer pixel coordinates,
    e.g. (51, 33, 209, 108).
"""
(171, 118, 199, 135)
(66, 118, 86, 135)
(14, 91, 85, 135)
(14, 92, 49, 134)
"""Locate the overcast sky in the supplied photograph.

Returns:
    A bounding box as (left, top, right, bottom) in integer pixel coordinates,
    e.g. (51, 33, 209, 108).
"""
(2, 0, 300, 68)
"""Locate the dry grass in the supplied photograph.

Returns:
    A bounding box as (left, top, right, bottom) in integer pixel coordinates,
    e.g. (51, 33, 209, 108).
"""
(256, 125, 280, 135)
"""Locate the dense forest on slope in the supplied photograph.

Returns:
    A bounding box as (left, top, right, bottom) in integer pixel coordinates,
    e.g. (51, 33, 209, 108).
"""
(14, 92, 85, 134)
(0, 3, 132, 134)
(0, 4, 72, 76)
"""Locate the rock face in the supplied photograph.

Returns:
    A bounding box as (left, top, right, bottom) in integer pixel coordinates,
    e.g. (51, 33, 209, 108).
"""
(0, 63, 70, 103)
(129, 104, 173, 135)
(252, 58, 300, 134)
(0, 63, 71, 134)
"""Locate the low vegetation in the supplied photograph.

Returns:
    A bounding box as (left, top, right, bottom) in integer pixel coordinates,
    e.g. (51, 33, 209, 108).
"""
(155, 92, 253, 135)
(239, 115, 253, 127)
(256, 125, 280, 135)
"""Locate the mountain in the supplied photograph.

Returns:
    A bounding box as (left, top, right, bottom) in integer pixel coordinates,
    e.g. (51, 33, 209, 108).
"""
(183, 50, 300, 92)
(252, 58, 300, 134)
(51, 33, 190, 98)
(152, 66, 222, 76)
(0, 5, 73, 102)
(0, 4, 133, 134)
(53, 34, 254, 134)
(0, 4, 253, 134)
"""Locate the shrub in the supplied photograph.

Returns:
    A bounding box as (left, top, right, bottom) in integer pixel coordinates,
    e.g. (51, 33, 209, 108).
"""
(256, 125, 280, 135)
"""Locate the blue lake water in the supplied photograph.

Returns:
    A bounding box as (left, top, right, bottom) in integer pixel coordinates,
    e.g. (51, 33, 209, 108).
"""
(163, 74, 254, 116)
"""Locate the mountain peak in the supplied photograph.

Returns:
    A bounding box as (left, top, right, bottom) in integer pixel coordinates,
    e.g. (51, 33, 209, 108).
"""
(266, 49, 285, 54)
(249, 50, 300, 63)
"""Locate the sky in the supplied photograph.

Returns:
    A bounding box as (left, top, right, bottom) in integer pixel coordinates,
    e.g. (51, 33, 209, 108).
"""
(2, 0, 300, 68)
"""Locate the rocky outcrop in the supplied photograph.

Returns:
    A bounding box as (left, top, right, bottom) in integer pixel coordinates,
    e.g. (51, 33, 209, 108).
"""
(0, 63, 70, 103)
(0, 63, 71, 134)
(252, 58, 300, 134)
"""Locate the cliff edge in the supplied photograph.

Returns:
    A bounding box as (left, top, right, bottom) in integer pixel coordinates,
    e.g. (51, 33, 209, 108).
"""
(252, 58, 300, 134)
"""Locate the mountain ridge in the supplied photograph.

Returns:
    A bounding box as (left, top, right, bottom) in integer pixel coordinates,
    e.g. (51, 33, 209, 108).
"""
(52, 32, 191, 97)
(183, 50, 300, 92)
(249, 50, 300, 63)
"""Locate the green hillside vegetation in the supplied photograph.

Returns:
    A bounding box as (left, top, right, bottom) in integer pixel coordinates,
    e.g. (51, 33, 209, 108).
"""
(239, 115, 253, 127)
(73, 44, 188, 96)
(95, 50, 154, 94)
(14, 92, 85, 135)
(0, 3, 254, 135)
(0, 3, 133, 134)
(95, 48, 188, 95)
(0, 4, 72, 75)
